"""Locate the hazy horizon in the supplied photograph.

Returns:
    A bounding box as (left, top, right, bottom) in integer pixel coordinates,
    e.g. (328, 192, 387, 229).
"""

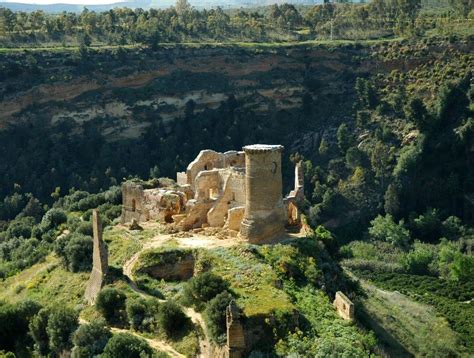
(0, 0, 128, 3)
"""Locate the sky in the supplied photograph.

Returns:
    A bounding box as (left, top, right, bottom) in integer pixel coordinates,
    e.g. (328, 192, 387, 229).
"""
(0, 0, 122, 3)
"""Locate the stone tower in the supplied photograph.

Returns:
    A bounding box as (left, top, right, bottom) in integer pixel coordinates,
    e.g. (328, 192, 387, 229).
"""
(85, 210, 108, 304)
(240, 144, 287, 243)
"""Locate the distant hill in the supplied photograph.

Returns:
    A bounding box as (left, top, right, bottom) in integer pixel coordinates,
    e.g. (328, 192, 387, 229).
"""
(0, 0, 323, 12)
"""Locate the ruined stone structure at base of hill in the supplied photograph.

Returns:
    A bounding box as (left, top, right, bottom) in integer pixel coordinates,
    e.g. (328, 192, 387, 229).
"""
(333, 291, 354, 321)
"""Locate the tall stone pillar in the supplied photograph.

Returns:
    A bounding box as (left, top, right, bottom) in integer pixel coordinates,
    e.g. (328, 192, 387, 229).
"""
(239, 145, 287, 243)
(85, 210, 108, 304)
(226, 301, 245, 358)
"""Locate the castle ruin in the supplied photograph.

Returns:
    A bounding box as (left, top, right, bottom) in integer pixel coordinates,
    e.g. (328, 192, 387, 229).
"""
(121, 145, 304, 243)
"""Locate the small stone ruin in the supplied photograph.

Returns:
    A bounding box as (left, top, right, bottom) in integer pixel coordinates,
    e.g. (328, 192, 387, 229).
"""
(333, 291, 355, 321)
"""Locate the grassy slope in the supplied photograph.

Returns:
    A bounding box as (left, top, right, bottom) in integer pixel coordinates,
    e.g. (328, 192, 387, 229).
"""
(0, 255, 89, 307)
(356, 275, 462, 357)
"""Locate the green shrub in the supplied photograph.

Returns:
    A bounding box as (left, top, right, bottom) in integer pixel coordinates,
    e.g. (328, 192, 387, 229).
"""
(157, 301, 188, 337)
(71, 320, 111, 358)
(46, 307, 79, 354)
(102, 333, 154, 358)
(409, 208, 442, 243)
(314, 225, 337, 254)
(184, 272, 229, 305)
(55, 233, 93, 272)
(400, 242, 436, 275)
(29, 308, 51, 356)
(96, 288, 127, 324)
(5, 216, 35, 240)
(41, 208, 67, 231)
(369, 214, 411, 248)
(0, 300, 42, 353)
(126, 297, 151, 331)
(203, 291, 233, 343)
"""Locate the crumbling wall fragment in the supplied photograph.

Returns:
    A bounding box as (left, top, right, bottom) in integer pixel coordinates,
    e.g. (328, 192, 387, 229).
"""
(333, 291, 354, 321)
(226, 301, 246, 358)
(85, 210, 108, 304)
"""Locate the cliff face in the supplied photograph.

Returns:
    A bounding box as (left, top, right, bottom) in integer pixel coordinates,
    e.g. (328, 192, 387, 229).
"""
(0, 41, 471, 201)
(0, 46, 369, 139)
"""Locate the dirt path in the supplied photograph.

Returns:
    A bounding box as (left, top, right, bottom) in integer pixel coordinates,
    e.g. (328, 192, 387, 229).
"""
(110, 327, 185, 358)
(121, 229, 234, 357)
(184, 307, 210, 358)
(79, 318, 183, 357)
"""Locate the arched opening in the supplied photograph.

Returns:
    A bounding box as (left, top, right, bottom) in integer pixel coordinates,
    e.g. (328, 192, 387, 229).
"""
(204, 162, 213, 171)
(132, 199, 136, 212)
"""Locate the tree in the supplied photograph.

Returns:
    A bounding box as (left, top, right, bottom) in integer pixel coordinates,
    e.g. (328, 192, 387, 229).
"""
(204, 291, 233, 343)
(41, 208, 67, 231)
(46, 307, 79, 355)
(175, 0, 191, 15)
(72, 320, 111, 358)
(384, 184, 400, 217)
(64, 233, 93, 272)
(29, 308, 51, 356)
(400, 241, 435, 275)
(157, 301, 188, 337)
(96, 287, 127, 323)
(369, 214, 411, 248)
(102, 333, 153, 358)
(345, 147, 364, 169)
(126, 297, 148, 331)
(370, 141, 393, 189)
(405, 97, 429, 132)
(184, 272, 229, 304)
(449, 0, 473, 17)
(318, 138, 329, 156)
(410, 208, 442, 243)
(0, 300, 42, 353)
(336, 123, 354, 154)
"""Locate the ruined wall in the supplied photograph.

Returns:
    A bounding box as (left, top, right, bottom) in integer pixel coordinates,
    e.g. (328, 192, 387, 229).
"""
(207, 169, 246, 228)
(179, 200, 214, 230)
(333, 291, 354, 321)
(186, 150, 225, 188)
(240, 145, 287, 244)
(143, 189, 185, 223)
(184, 150, 244, 189)
(226, 302, 246, 358)
(85, 210, 108, 304)
(285, 161, 305, 227)
(195, 170, 223, 201)
(121, 182, 146, 223)
(225, 207, 245, 231)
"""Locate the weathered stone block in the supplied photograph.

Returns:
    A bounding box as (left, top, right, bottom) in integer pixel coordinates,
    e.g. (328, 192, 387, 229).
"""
(333, 291, 354, 321)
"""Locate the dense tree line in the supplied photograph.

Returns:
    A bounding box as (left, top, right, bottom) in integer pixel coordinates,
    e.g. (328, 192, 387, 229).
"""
(0, 0, 471, 47)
